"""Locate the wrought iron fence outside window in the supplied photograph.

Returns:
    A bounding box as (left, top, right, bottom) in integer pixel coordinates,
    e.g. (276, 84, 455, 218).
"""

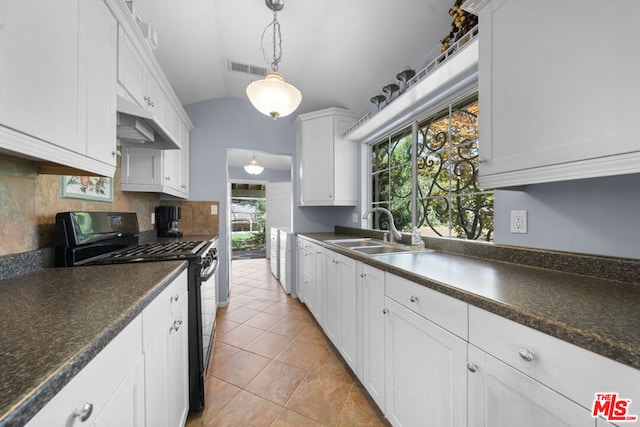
(370, 94, 493, 241)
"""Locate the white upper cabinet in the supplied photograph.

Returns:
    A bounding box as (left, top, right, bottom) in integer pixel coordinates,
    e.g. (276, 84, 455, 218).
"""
(476, 0, 640, 188)
(296, 108, 357, 206)
(116, 25, 185, 151)
(0, 0, 118, 176)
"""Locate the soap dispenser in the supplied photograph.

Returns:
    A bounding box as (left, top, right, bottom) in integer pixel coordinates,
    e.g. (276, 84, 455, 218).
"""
(411, 227, 425, 250)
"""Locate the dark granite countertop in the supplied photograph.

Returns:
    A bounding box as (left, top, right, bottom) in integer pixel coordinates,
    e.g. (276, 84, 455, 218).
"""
(299, 231, 640, 371)
(0, 261, 187, 427)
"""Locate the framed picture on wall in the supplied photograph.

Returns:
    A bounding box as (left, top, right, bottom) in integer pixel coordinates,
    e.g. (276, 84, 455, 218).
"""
(60, 176, 114, 203)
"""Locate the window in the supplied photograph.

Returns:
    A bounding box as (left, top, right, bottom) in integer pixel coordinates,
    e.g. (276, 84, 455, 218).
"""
(369, 95, 493, 241)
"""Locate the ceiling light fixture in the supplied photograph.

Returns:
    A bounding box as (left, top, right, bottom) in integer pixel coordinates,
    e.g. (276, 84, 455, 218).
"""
(244, 153, 265, 175)
(246, 0, 302, 120)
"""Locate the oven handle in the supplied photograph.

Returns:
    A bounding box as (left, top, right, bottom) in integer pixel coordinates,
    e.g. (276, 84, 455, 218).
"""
(201, 258, 218, 282)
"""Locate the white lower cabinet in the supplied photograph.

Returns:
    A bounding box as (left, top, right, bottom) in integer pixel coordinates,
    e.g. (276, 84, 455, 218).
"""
(358, 261, 386, 411)
(143, 269, 189, 427)
(384, 296, 467, 427)
(26, 269, 189, 427)
(313, 245, 639, 427)
(26, 316, 145, 427)
(323, 251, 358, 371)
(467, 344, 593, 427)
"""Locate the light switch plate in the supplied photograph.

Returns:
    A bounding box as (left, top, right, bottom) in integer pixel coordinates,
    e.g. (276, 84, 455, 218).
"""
(211, 204, 218, 215)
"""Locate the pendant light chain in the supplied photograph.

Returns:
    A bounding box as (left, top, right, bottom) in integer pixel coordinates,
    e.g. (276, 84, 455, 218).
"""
(271, 11, 282, 72)
(247, 0, 302, 119)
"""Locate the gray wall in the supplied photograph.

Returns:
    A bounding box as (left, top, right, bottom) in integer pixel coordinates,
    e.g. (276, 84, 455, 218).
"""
(185, 97, 344, 305)
(493, 173, 640, 259)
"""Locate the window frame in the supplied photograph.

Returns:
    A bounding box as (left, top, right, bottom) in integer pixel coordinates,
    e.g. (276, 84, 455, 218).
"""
(366, 88, 493, 241)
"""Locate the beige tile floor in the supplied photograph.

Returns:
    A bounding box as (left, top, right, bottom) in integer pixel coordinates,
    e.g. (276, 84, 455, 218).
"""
(185, 258, 388, 427)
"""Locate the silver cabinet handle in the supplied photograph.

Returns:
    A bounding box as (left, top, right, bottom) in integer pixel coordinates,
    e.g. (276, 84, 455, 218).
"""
(73, 402, 93, 422)
(409, 295, 419, 303)
(382, 308, 388, 314)
(518, 348, 535, 362)
(171, 318, 183, 333)
(467, 362, 478, 373)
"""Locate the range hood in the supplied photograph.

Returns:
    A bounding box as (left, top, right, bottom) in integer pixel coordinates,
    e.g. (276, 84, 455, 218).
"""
(116, 96, 181, 150)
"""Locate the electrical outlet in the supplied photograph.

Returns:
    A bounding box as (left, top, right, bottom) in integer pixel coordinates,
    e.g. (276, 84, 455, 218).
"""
(151, 212, 155, 225)
(510, 210, 527, 234)
(211, 204, 218, 215)
(352, 212, 358, 223)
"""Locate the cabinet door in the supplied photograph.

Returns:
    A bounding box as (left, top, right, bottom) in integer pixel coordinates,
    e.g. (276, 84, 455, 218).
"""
(82, 0, 117, 166)
(0, 0, 79, 149)
(337, 254, 357, 371)
(385, 297, 467, 427)
(299, 115, 335, 204)
(117, 28, 147, 109)
(168, 295, 189, 427)
(178, 124, 190, 193)
(332, 117, 358, 204)
(323, 251, 340, 344)
(478, 0, 640, 187)
(360, 263, 386, 411)
(295, 240, 305, 303)
(93, 355, 145, 427)
(301, 247, 317, 316)
(468, 345, 595, 427)
(163, 149, 182, 191)
(144, 318, 171, 427)
(120, 146, 163, 185)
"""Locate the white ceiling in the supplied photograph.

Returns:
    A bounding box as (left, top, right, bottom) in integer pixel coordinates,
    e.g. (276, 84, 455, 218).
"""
(128, 0, 453, 117)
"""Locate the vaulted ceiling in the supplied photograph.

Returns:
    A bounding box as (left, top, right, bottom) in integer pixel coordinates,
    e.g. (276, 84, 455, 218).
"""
(128, 0, 453, 117)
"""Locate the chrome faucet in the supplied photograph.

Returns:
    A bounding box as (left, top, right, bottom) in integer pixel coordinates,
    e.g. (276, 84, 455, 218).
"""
(363, 207, 402, 244)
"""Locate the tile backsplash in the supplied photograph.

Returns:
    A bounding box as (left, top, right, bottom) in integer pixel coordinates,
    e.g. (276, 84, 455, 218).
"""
(0, 153, 218, 258)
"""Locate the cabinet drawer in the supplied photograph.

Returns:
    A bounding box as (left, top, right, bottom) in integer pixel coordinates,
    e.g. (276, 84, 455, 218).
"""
(469, 306, 640, 411)
(142, 270, 188, 349)
(385, 273, 468, 340)
(27, 315, 142, 427)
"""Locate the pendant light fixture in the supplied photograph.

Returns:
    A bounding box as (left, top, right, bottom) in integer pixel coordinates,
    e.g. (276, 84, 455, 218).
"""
(244, 153, 265, 175)
(246, 0, 302, 120)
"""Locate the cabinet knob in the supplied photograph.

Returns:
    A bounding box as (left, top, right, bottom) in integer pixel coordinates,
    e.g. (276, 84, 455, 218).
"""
(382, 308, 388, 314)
(73, 402, 94, 422)
(165, 176, 171, 181)
(466, 362, 478, 373)
(409, 295, 419, 303)
(329, 194, 333, 198)
(170, 294, 179, 302)
(518, 348, 535, 362)
(112, 149, 121, 157)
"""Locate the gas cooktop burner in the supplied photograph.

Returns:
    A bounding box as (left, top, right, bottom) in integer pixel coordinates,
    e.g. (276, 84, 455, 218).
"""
(105, 240, 208, 260)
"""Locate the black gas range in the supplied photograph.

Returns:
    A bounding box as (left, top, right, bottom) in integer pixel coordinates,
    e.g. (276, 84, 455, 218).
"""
(54, 211, 218, 412)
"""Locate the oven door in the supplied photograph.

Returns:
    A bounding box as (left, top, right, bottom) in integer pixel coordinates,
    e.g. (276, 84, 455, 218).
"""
(200, 249, 218, 373)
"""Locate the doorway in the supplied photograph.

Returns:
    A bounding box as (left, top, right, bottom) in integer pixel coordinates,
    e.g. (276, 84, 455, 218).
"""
(231, 183, 266, 260)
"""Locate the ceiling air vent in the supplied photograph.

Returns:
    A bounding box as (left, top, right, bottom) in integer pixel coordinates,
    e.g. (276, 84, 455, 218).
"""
(228, 59, 267, 77)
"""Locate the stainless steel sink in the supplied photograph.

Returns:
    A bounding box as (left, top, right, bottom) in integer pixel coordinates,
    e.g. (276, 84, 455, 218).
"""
(326, 238, 385, 248)
(352, 245, 413, 255)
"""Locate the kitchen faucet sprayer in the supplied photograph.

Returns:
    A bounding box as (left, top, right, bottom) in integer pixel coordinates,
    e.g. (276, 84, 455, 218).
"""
(363, 207, 402, 244)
